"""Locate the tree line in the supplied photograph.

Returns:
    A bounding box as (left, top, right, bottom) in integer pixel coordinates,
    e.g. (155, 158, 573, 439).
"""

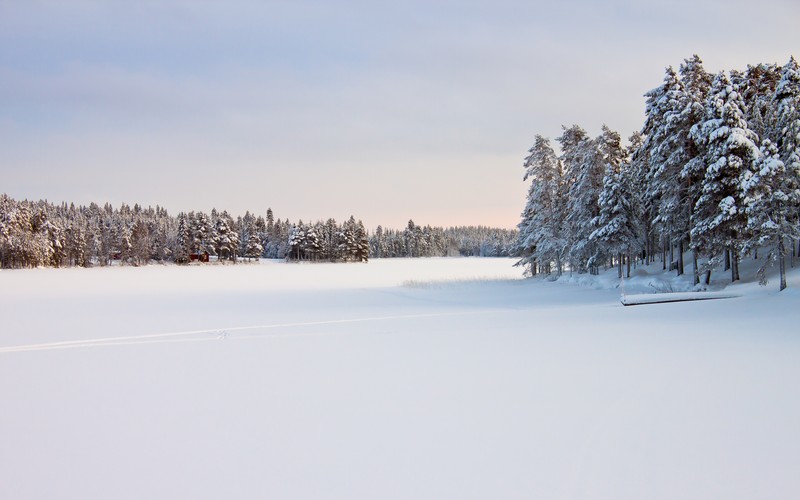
(517, 55, 800, 290)
(0, 196, 517, 268)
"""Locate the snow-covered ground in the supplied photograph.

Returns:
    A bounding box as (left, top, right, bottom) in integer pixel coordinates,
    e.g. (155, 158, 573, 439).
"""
(1, 257, 799, 499)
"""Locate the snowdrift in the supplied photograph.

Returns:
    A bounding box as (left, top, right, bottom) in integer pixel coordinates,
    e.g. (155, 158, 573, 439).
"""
(1, 258, 799, 500)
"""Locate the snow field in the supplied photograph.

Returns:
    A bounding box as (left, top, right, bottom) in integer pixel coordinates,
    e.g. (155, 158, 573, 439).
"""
(1, 258, 799, 499)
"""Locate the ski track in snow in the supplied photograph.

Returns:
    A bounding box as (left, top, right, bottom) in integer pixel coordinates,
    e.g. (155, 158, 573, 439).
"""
(3, 259, 799, 500)
(0, 309, 506, 354)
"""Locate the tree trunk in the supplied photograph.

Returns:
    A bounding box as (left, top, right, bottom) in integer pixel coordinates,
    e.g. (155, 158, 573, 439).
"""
(692, 249, 700, 286)
(731, 247, 740, 282)
(724, 248, 730, 271)
(649, 236, 654, 264)
(779, 239, 787, 291)
(669, 239, 674, 272)
(677, 239, 684, 276)
(626, 252, 631, 278)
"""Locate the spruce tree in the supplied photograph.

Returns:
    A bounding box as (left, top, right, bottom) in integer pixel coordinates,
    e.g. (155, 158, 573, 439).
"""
(739, 63, 781, 140)
(562, 128, 604, 274)
(355, 220, 370, 262)
(517, 135, 565, 276)
(642, 66, 692, 274)
(245, 230, 263, 261)
(589, 126, 640, 277)
(175, 213, 191, 264)
(214, 211, 237, 262)
(690, 72, 760, 283)
(679, 55, 714, 284)
(742, 139, 800, 290)
(773, 58, 800, 248)
(627, 131, 651, 264)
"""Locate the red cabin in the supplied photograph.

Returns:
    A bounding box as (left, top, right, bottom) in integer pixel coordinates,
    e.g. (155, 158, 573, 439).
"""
(189, 252, 210, 263)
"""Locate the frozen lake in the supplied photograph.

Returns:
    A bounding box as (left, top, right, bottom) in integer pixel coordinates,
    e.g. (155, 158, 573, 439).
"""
(1, 257, 798, 499)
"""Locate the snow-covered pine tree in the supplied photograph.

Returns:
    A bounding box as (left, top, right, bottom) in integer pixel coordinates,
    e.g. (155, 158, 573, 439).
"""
(304, 223, 322, 261)
(355, 220, 370, 262)
(557, 125, 588, 188)
(627, 131, 652, 262)
(130, 219, 151, 266)
(772, 57, 800, 252)
(742, 139, 800, 290)
(43, 214, 64, 267)
(322, 218, 340, 261)
(690, 71, 760, 283)
(417, 225, 431, 256)
(338, 216, 359, 261)
(641, 67, 674, 192)
(287, 221, 305, 261)
(244, 228, 263, 261)
(372, 225, 384, 259)
(738, 63, 781, 141)
(89, 204, 110, 266)
(118, 222, 132, 265)
(237, 212, 261, 261)
(773, 58, 800, 158)
(175, 213, 191, 263)
(253, 215, 267, 257)
(185, 212, 197, 255)
(562, 128, 604, 274)
(238, 212, 252, 258)
(0, 196, 54, 268)
(276, 219, 290, 258)
(265, 208, 274, 233)
(556, 125, 589, 272)
(589, 126, 641, 278)
(150, 217, 169, 263)
(192, 211, 216, 259)
(678, 55, 714, 284)
(642, 66, 693, 274)
(229, 212, 241, 262)
(403, 220, 418, 258)
(214, 211, 237, 262)
(517, 135, 565, 276)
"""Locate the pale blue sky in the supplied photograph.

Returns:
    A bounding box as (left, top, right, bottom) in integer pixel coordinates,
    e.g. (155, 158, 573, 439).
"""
(1, 0, 797, 229)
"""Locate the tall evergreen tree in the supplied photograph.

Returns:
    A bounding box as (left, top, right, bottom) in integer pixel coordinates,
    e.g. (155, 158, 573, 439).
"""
(175, 212, 191, 264)
(590, 126, 640, 277)
(690, 72, 760, 283)
(561, 127, 604, 274)
(742, 139, 800, 290)
(679, 55, 714, 284)
(214, 211, 238, 262)
(773, 58, 800, 160)
(355, 220, 370, 262)
(627, 131, 652, 263)
(243, 212, 263, 261)
(517, 135, 565, 276)
(642, 66, 692, 274)
(772, 58, 800, 246)
(738, 63, 781, 140)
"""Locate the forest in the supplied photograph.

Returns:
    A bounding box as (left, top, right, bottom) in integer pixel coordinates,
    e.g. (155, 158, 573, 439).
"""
(0, 197, 517, 269)
(517, 55, 800, 290)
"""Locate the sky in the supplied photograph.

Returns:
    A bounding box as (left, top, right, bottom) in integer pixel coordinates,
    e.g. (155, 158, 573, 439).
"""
(1, 0, 798, 230)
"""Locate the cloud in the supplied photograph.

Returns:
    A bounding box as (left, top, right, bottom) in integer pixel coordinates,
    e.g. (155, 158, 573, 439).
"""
(1, 0, 798, 228)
